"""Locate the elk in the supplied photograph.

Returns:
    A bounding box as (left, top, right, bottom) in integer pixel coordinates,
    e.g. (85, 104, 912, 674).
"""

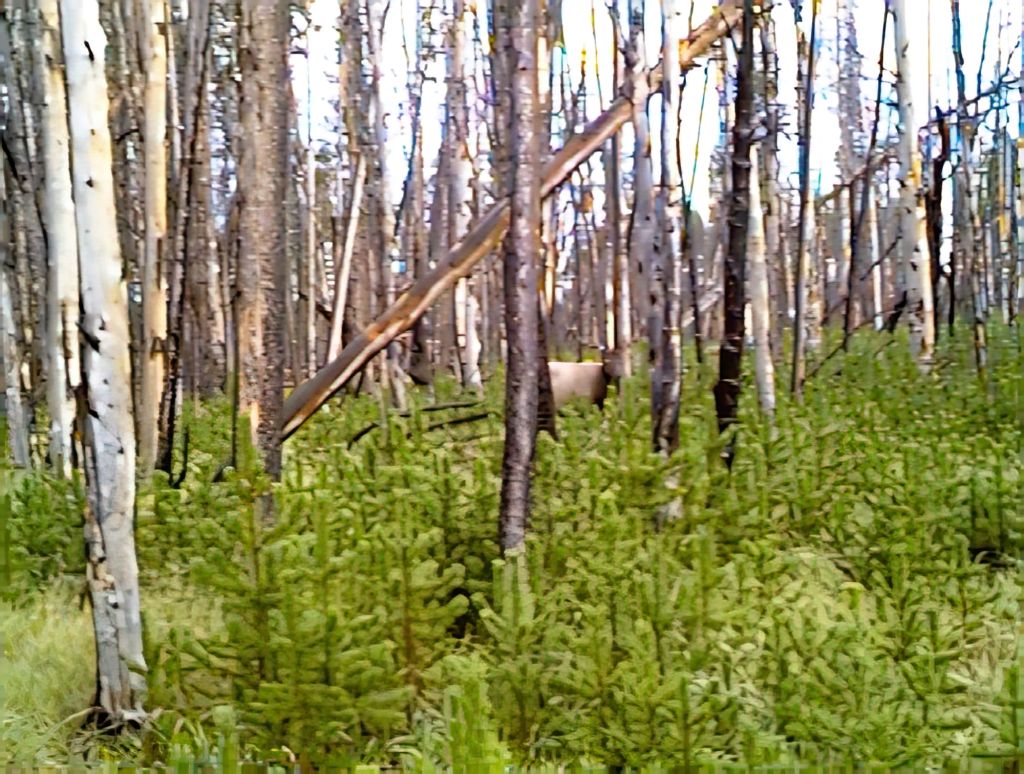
(548, 349, 624, 411)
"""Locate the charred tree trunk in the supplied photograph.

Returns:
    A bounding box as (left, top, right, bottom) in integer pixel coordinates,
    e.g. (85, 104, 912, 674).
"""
(713, 0, 753, 465)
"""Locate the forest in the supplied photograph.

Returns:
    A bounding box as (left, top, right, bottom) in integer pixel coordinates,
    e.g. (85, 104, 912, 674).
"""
(0, 0, 1022, 769)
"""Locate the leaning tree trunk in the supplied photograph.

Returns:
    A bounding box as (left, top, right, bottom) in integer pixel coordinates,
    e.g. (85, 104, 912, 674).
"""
(139, 0, 169, 476)
(237, 0, 289, 478)
(713, 0, 753, 466)
(891, 0, 935, 367)
(61, 0, 147, 721)
(279, 1, 744, 439)
(327, 155, 365, 361)
(498, 0, 541, 554)
(36, 0, 81, 477)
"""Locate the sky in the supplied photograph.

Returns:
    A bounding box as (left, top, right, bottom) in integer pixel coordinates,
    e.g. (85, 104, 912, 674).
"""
(292, 0, 1024, 222)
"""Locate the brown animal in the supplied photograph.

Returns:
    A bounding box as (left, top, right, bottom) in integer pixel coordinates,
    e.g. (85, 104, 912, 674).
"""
(547, 349, 624, 411)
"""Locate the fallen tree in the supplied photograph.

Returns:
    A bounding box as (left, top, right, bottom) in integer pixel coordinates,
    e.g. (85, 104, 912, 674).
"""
(280, 0, 742, 440)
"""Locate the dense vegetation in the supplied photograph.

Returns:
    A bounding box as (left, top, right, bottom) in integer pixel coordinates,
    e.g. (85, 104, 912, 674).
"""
(2, 329, 1022, 769)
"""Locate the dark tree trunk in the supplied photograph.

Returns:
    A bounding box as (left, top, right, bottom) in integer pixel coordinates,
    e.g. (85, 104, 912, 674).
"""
(925, 109, 950, 339)
(236, 0, 288, 479)
(498, 0, 541, 553)
(712, 0, 754, 466)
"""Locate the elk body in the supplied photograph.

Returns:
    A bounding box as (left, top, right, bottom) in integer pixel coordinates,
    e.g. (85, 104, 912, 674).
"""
(548, 362, 609, 410)
(547, 351, 623, 411)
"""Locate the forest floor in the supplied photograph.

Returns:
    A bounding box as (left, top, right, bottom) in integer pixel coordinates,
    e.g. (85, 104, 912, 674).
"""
(1, 328, 1022, 770)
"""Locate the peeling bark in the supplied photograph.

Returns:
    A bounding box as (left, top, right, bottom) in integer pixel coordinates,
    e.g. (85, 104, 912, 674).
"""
(62, 0, 147, 721)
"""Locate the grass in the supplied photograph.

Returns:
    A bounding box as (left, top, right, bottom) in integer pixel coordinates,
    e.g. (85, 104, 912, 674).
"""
(0, 327, 1021, 769)
(0, 590, 94, 762)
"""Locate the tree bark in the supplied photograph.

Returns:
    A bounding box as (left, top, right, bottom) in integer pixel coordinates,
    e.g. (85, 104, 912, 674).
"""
(791, 6, 817, 396)
(748, 144, 775, 419)
(449, 0, 483, 392)
(37, 0, 80, 477)
(327, 154, 366, 361)
(607, 37, 631, 373)
(628, 7, 656, 352)
(891, 0, 935, 367)
(498, 0, 541, 554)
(237, 0, 288, 477)
(138, 0, 169, 476)
(61, 0, 147, 721)
(713, 0, 753, 464)
(951, 0, 988, 380)
(0, 167, 30, 467)
(651, 0, 683, 454)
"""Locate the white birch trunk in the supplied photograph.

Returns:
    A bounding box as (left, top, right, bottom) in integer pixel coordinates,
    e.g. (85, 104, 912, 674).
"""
(891, 0, 935, 366)
(868, 185, 884, 330)
(748, 145, 775, 419)
(62, 0, 147, 720)
(449, 0, 482, 391)
(139, 0, 168, 474)
(630, 52, 656, 345)
(38, 0, 81, 477)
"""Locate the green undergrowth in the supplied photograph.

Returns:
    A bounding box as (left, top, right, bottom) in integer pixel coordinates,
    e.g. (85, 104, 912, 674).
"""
(0, 327, 1021, 769)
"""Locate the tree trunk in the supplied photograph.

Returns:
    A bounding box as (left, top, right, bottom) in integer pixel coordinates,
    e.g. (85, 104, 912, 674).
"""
(327, 155, 366, 361)
(759, 16, 784, 361)
(651, 0, 683, 455)
(628, 7, 656, 353)
(0, 166, 30, 467)
(365, 0, 408, 408)
(237, 0, 288, 477)
(790, 7, 817, 396)
(748, 144, 775, 420)
(607, 34, 631, 372)
(951, 0, 988, 380)
(304, 36, 318, 379)
(498, 0, 540, 554)
(185, 0, 224, 397)
(37, 0, 80, 477)
(868, 186, 884, 330)
(449, 0, 482, 392)
(891, 0, 935, 367)
(2, 3, 46, 446)
(61, 0, 147, 721)
(138, 0, 169, 476)
(713, 0, 753, 465)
